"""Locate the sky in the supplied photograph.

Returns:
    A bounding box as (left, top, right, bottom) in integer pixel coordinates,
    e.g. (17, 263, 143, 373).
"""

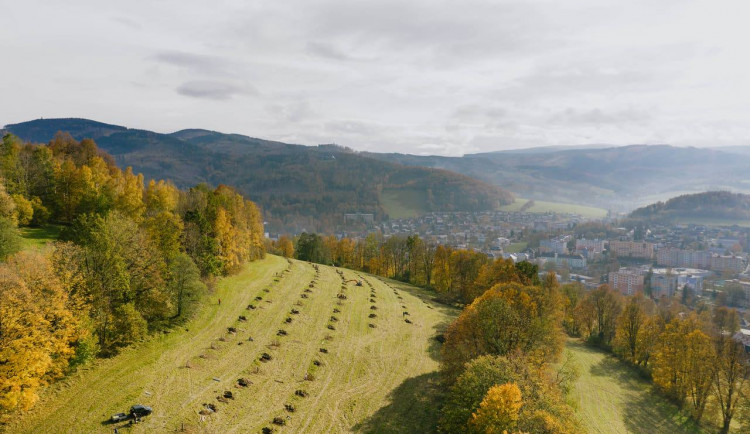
(2, 0, 749, 156)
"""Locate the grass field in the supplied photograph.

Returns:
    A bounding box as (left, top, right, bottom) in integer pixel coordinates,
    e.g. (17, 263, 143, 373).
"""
(18, 224, 61, 250)
(500, 198, 608, 218)
(7, 255, 456, 434)
(503, 242, 527, 253)
(567, 340, 704, 434)
(381, 189, 429, 219)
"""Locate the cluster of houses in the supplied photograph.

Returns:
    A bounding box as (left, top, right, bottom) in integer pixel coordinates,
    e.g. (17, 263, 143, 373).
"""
(346, 210, 583, 249)
(332, 211, 750, 306)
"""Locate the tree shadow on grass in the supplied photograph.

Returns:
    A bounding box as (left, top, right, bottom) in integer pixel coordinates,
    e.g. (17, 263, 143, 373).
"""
(568, 341, 705, 433)
(588, 355, 646, 392)
(622, 388, 704, 434)
(352, 372, 444, 434)
(427, 319, 453, 362)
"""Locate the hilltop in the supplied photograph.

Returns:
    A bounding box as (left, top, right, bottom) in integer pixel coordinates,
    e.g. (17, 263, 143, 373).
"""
(4, 118, 513, 232)
(628, 191, 750, 225)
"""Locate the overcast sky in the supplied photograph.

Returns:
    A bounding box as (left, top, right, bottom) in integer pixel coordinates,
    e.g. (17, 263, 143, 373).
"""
(2, 0, 749, 155)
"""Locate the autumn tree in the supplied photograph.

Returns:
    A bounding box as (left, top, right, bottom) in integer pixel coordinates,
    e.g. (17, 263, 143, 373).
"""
(442, 282, 565, 381)
(713, 335, 748, 433)
(440, 355, 578, 434)
(468, 383, 522, 434)
(576, 285, 622, 347)
(432, 245, 452, 294)
(612, 293, 654, 364)
(652, 313, 715, 421)
(0, 251, 82, 414)
(449, 249, 488, 303)
(277, 235, 295, 258)
(0, 217, 21, 260)
(560, 282, 585, 336)
(168, 253, 206, 318)
(69, 212, 168, 353)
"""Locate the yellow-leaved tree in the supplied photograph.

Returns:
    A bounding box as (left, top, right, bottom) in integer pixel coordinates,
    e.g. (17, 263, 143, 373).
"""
(469, 383, 523, 434)
(0, 251, 82, 414)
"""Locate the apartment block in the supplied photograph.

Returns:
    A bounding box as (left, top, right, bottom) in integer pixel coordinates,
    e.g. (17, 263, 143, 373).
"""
(608, 268, 645, 296)
(609, 240, 655, 260)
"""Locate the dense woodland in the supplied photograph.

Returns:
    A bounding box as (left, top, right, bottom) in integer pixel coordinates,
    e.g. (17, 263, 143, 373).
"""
(629, 191, 750, 223)
(0, 133, 264, 417)
(4, 119, 514, 233)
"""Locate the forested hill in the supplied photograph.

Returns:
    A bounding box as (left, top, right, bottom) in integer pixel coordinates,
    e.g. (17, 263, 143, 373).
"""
(364, 145, 750, 212)
(4, 118, 514, 232)
(628, 191, 750, 223)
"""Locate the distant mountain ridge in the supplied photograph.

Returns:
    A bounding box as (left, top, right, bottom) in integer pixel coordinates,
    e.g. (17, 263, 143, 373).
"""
(364, 145, 750, 211)
(3, 118, 513, 232)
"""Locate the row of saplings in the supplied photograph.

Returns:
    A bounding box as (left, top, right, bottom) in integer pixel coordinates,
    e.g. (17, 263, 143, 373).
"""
(261, 262, 335, 432)
(195, 260, 298, 425)
(378, 278, 419, 324)
(195, 262, 419, 431)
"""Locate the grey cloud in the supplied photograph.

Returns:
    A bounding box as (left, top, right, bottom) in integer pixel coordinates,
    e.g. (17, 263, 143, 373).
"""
(306, 42, 354, 61)
(153, 50, 236, 75)
(548, 108, 651, 126)
(176, 81, 255, 100)
(324, 119, 384, 136)
(266, 101, 316, 123)
(306, 0, 557, 65)
(111, 16, 143, 30)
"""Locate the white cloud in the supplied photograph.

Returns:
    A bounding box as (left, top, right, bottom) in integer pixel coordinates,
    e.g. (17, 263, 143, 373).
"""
(1, 0, 749, 155)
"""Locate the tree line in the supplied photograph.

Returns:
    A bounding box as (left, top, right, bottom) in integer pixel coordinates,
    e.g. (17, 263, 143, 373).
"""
(566, 283, 750, 432)
(270, 232, 539, 306)
(0, 133, 264, 416)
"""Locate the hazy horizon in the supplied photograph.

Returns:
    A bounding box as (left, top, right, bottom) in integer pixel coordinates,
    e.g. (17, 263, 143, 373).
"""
(3, 0, 750, 155)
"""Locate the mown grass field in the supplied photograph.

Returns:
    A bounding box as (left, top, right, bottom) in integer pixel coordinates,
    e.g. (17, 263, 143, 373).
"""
(7, 255, 456, 433)
(567, 340, 704, 434)
(503, 242, 527, 253)
(500, 198, 608, 218)
(18, 224, 61, 250)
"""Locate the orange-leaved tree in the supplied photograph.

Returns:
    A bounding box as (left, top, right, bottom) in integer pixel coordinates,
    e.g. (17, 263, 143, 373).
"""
(442, 280, 564, 382)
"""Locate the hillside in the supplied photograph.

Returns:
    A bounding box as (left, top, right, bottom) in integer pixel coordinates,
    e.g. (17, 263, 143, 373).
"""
(567, 340, 703, 434)
(628, 191, 750, 225)
(365, 145, 750, 212)
(6, 256, 457, 433)
(3, 119, 513, 232)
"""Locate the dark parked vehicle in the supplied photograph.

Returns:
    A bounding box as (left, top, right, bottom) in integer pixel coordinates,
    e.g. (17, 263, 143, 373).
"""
(129, 405, 153, 418)
(110, 404, 152, 423)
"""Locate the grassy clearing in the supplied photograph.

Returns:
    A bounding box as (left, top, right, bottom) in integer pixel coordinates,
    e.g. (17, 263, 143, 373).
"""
(8, 255, 456, 434)
(18, 225, 61, 250)
(500, 198, 608, 218)
(567, 340, 704, 434)
(503, 242, 527, 253)
(381, 189, 429, 219)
